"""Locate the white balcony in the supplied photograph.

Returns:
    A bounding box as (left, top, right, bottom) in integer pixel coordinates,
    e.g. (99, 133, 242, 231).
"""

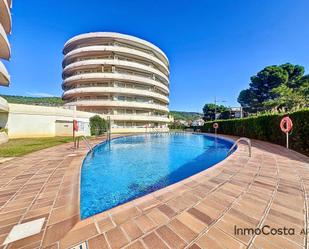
(63, 72, 169, 94)
(65, 99, 169, 113)
(63, 32, 169, 66)
(0, 60, 9, 85)
(105, 114, 170, 123)
(63, 59, 169, 84)
(63, 45, 169, 76)
(63, 87, 169, 104)
(0, 0, 12, 34)
(0, 23, 10, 59)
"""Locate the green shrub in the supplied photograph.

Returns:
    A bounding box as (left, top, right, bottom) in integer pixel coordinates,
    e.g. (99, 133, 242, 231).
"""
(201, 108, 309, 156)
(90, 115, 107, 136)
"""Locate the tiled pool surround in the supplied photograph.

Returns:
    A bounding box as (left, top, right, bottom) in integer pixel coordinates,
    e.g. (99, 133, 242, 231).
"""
(0, 134, 308, 248)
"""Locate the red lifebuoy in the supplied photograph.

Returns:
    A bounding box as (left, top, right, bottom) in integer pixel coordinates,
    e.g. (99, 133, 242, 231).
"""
(73, 120, 79, 132)
(213, 122, 219, 129)
(280, 117, 293, 133)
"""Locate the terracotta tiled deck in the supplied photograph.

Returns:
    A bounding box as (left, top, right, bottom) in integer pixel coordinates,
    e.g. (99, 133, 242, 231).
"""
(0, 134, 308, 249)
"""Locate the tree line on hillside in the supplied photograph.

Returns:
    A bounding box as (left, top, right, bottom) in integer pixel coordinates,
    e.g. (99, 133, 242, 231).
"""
(0, 95, 64, 106)
(202, 63, 308, 121)
(169, 111, 202, 121)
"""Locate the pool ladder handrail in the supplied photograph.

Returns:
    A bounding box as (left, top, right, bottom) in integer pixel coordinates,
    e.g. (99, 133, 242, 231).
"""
(227, 137, 251, 157)
(75, 136, 93, 152)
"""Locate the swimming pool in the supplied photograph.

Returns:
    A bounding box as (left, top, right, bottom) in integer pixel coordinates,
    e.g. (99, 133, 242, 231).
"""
(80, 133, 234, 219)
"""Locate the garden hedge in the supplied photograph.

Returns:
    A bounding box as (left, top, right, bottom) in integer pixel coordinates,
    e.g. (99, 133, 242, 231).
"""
(200, 109, 309, 156)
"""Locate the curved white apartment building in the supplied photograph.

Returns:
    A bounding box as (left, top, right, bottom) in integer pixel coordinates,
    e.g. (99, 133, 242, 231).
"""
(0, 0, 11, 143)
(62, 32, 170, 132)
(0, 0, 11, 104)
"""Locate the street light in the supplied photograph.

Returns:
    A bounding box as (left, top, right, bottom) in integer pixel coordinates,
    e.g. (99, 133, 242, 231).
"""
(214, 97, 226, 120)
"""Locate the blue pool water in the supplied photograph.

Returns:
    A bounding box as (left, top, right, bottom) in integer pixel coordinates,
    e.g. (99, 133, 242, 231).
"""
(80, 133, 234, 219)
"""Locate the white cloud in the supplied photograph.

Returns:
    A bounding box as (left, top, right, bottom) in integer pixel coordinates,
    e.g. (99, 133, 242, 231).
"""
(26, 92, 56, 97)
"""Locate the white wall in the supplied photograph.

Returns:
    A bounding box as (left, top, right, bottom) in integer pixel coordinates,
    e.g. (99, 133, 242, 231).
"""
(2, 104, 170, 138)
(0, 132, 8, 144)
(0, 112, 8, 128)
(0, 97, 9, 112)
(6, 104, 93, 138)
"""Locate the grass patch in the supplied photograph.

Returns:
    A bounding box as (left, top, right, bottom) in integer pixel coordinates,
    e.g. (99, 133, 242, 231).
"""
(0, 137, 73, 157)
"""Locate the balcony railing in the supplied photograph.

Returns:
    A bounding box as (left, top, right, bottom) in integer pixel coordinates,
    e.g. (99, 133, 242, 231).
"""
(63, 85, 168, 96)
(65, 65, 168, 86)
(63, 45, 169, 74)
(62, 73, 169, 94)
(67, 98, 167, 106)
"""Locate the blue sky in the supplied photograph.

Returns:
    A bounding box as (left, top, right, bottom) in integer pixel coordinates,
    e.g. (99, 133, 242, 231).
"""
(1, 0, 308, 112)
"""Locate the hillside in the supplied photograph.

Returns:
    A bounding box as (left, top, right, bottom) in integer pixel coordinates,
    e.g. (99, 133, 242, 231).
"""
(170, 111, 202, 121)
(0, 95, 203, 120)
(0, 95, 64, 106)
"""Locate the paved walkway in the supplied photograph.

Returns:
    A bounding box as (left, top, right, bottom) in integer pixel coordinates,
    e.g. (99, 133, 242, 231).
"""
(0, 134, 308, 249)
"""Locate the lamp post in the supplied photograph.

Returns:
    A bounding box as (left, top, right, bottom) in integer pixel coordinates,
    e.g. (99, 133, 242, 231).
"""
(214, 97, 226, 120)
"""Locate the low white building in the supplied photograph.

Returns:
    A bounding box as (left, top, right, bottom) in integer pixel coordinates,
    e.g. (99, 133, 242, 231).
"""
(192, 119, 205, 127)
(3, 104, 92, 138)
(230, 107, 243, 118)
